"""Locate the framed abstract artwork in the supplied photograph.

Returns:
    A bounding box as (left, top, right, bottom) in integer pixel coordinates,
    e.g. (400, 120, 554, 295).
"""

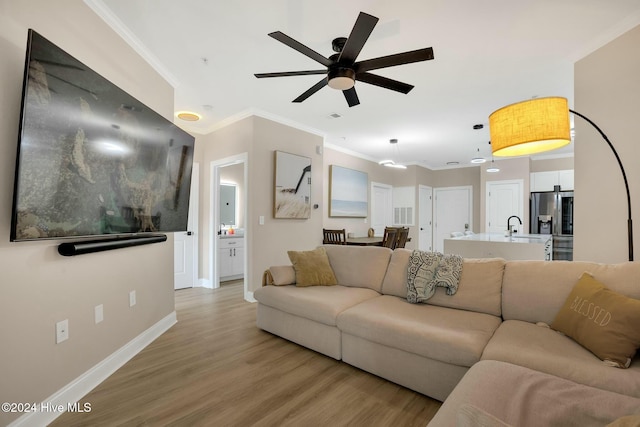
(274, 151, 311, 219)
(329, 165, 368, 217)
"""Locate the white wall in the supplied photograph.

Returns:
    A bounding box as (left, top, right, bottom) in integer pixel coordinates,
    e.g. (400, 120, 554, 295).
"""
(0, 2, 177, 424)
(574, 24, 640, 262)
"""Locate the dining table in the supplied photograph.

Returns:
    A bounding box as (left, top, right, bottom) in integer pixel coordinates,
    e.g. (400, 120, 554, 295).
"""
(345, 236, 383, 246)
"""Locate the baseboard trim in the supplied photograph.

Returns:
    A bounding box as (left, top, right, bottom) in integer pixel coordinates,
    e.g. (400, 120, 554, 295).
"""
(199, 278, 213, 288)
(9, 311, 177, 427)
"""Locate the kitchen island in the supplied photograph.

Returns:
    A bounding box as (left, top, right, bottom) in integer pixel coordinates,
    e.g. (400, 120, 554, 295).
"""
(444, 233, 552, 261)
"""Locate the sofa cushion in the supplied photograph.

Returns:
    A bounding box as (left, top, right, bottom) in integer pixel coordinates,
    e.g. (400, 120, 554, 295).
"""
(429, 360, 640, 427)
(253, 285, 380, 326)
(337, 295, 502, 367)
(287, 247, 337, 287)
(551, 272, 640, 368)
(381, 249, 504, 317)
(323, 245, 392, 292)
(501, 260, 640, 324)
(481, 320, 640, 398)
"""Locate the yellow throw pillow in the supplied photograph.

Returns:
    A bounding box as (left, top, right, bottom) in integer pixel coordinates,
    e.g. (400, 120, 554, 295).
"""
(287, 247, 337, 287)
(551, 272, 640, 368)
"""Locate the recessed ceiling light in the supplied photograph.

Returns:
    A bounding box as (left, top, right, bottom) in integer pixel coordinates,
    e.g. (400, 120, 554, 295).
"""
(176, 111, 202, 121)
(446, 161, 459, 165)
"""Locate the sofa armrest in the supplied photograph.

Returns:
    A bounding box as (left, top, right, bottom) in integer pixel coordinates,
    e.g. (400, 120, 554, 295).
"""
(263, 265, 296, 286)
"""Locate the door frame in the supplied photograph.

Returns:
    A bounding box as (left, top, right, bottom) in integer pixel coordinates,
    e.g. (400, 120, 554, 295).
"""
(210, 153, 249, 299)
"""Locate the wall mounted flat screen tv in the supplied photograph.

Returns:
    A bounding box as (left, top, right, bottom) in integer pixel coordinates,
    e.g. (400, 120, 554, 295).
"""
(11, 30, 195, 241)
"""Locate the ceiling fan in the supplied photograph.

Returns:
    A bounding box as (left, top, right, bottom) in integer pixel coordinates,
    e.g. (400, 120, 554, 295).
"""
(254, 11, 435, 107)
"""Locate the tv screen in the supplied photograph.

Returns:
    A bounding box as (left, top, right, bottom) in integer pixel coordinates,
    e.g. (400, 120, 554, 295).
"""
(11, 30, 195, 242)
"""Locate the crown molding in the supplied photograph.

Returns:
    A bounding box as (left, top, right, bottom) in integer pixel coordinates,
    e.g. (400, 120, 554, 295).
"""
(84, 0, 180, 88)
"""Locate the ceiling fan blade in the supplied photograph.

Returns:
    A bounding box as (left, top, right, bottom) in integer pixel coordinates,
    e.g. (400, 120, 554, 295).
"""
(356, 72, 414, 94)
(338, 12, 379, 64)
(255, 70, 327, 78)
(343, 87, 360, 107)
(292, 78, 328, 103)
(355, 47, 434, 73)
(268, 31, 333, 67)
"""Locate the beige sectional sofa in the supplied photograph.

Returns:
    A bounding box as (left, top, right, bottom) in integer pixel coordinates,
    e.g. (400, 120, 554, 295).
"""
(254, 245, 640, 425)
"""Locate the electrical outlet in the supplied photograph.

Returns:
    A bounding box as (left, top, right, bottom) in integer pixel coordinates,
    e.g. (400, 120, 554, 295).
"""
(95, 304, 103, 324)
(129, 290, 136, 307)
(56, 319, 69, 344)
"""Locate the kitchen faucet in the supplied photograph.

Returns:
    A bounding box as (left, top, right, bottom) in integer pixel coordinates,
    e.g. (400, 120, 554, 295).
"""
(507, 216, 522, 236)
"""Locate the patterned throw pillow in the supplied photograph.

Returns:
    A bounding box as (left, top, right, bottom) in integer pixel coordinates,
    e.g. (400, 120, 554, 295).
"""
(551, 273, 640, 368)
(287, 247, 337, 287)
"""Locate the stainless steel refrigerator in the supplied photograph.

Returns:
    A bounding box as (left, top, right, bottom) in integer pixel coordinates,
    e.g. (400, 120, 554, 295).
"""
(530, 185, 574, 260)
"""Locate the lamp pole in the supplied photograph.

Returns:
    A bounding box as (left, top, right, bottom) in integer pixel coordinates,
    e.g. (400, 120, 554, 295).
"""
(570, 109, 634, 261)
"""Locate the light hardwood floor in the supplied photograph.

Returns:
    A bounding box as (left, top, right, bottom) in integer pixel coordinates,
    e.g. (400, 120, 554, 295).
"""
(51, 282, 441, 426)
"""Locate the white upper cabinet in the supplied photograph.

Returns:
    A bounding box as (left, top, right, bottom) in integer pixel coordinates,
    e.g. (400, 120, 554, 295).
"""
(530, 170, 574, 192)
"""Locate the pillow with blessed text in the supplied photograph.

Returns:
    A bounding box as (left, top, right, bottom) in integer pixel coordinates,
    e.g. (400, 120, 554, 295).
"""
(551, 273, 640, 368)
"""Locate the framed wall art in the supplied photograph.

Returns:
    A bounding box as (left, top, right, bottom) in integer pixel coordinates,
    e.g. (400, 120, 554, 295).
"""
(274, 151, 311, 219)
(329, 165, 368, 217)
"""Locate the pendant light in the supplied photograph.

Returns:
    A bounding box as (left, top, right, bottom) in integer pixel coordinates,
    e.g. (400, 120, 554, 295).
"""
(378, 139, 407, 169)
(470, 148, 486, 164)
(486, 158, 500, 173)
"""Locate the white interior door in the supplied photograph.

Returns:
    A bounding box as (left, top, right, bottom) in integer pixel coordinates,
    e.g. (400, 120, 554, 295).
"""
(371, 182, 393, 236)
(174, 163, 199, 290)
(418, 185, 433, 251)
(434, 186, 472, 252)
(486, 180, 523, 234)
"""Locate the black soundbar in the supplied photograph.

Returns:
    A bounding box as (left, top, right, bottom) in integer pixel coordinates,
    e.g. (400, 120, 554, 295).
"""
(58, 234, 168, 256)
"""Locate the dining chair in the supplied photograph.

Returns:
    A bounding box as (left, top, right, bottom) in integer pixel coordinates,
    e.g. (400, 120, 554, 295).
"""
(323, 228, 347, 245)
(381, 227, 399, 249)
(395, 227, 410, 249)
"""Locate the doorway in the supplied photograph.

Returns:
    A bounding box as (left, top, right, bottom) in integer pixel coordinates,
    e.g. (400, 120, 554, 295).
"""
(210, 153, 249, 300)
(174, 162, 199, 289)
(486, 179, 524, 234)
(433, 186, 473, 252)
(370, 182, 393, 236)
(418, 185, 433, 251)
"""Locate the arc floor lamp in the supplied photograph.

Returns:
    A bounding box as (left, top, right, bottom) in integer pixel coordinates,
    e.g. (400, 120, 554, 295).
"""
(488, 96, 633, 261)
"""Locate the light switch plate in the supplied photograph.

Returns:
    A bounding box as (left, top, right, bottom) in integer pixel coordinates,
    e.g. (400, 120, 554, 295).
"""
(129, 291, 136, 307)
(95, 304, 103, 324)
(56, 319, 69, 344)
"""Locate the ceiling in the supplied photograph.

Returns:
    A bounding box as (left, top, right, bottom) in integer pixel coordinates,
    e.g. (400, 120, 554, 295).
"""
(89, 0, 640, 169)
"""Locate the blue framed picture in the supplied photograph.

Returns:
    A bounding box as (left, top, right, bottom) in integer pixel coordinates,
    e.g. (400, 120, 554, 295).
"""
(329, 165, 368, 217)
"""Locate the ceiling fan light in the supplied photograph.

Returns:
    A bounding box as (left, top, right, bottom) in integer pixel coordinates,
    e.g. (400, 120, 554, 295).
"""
(328, 68, 355, 90)
(489, 97, 571, 157)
